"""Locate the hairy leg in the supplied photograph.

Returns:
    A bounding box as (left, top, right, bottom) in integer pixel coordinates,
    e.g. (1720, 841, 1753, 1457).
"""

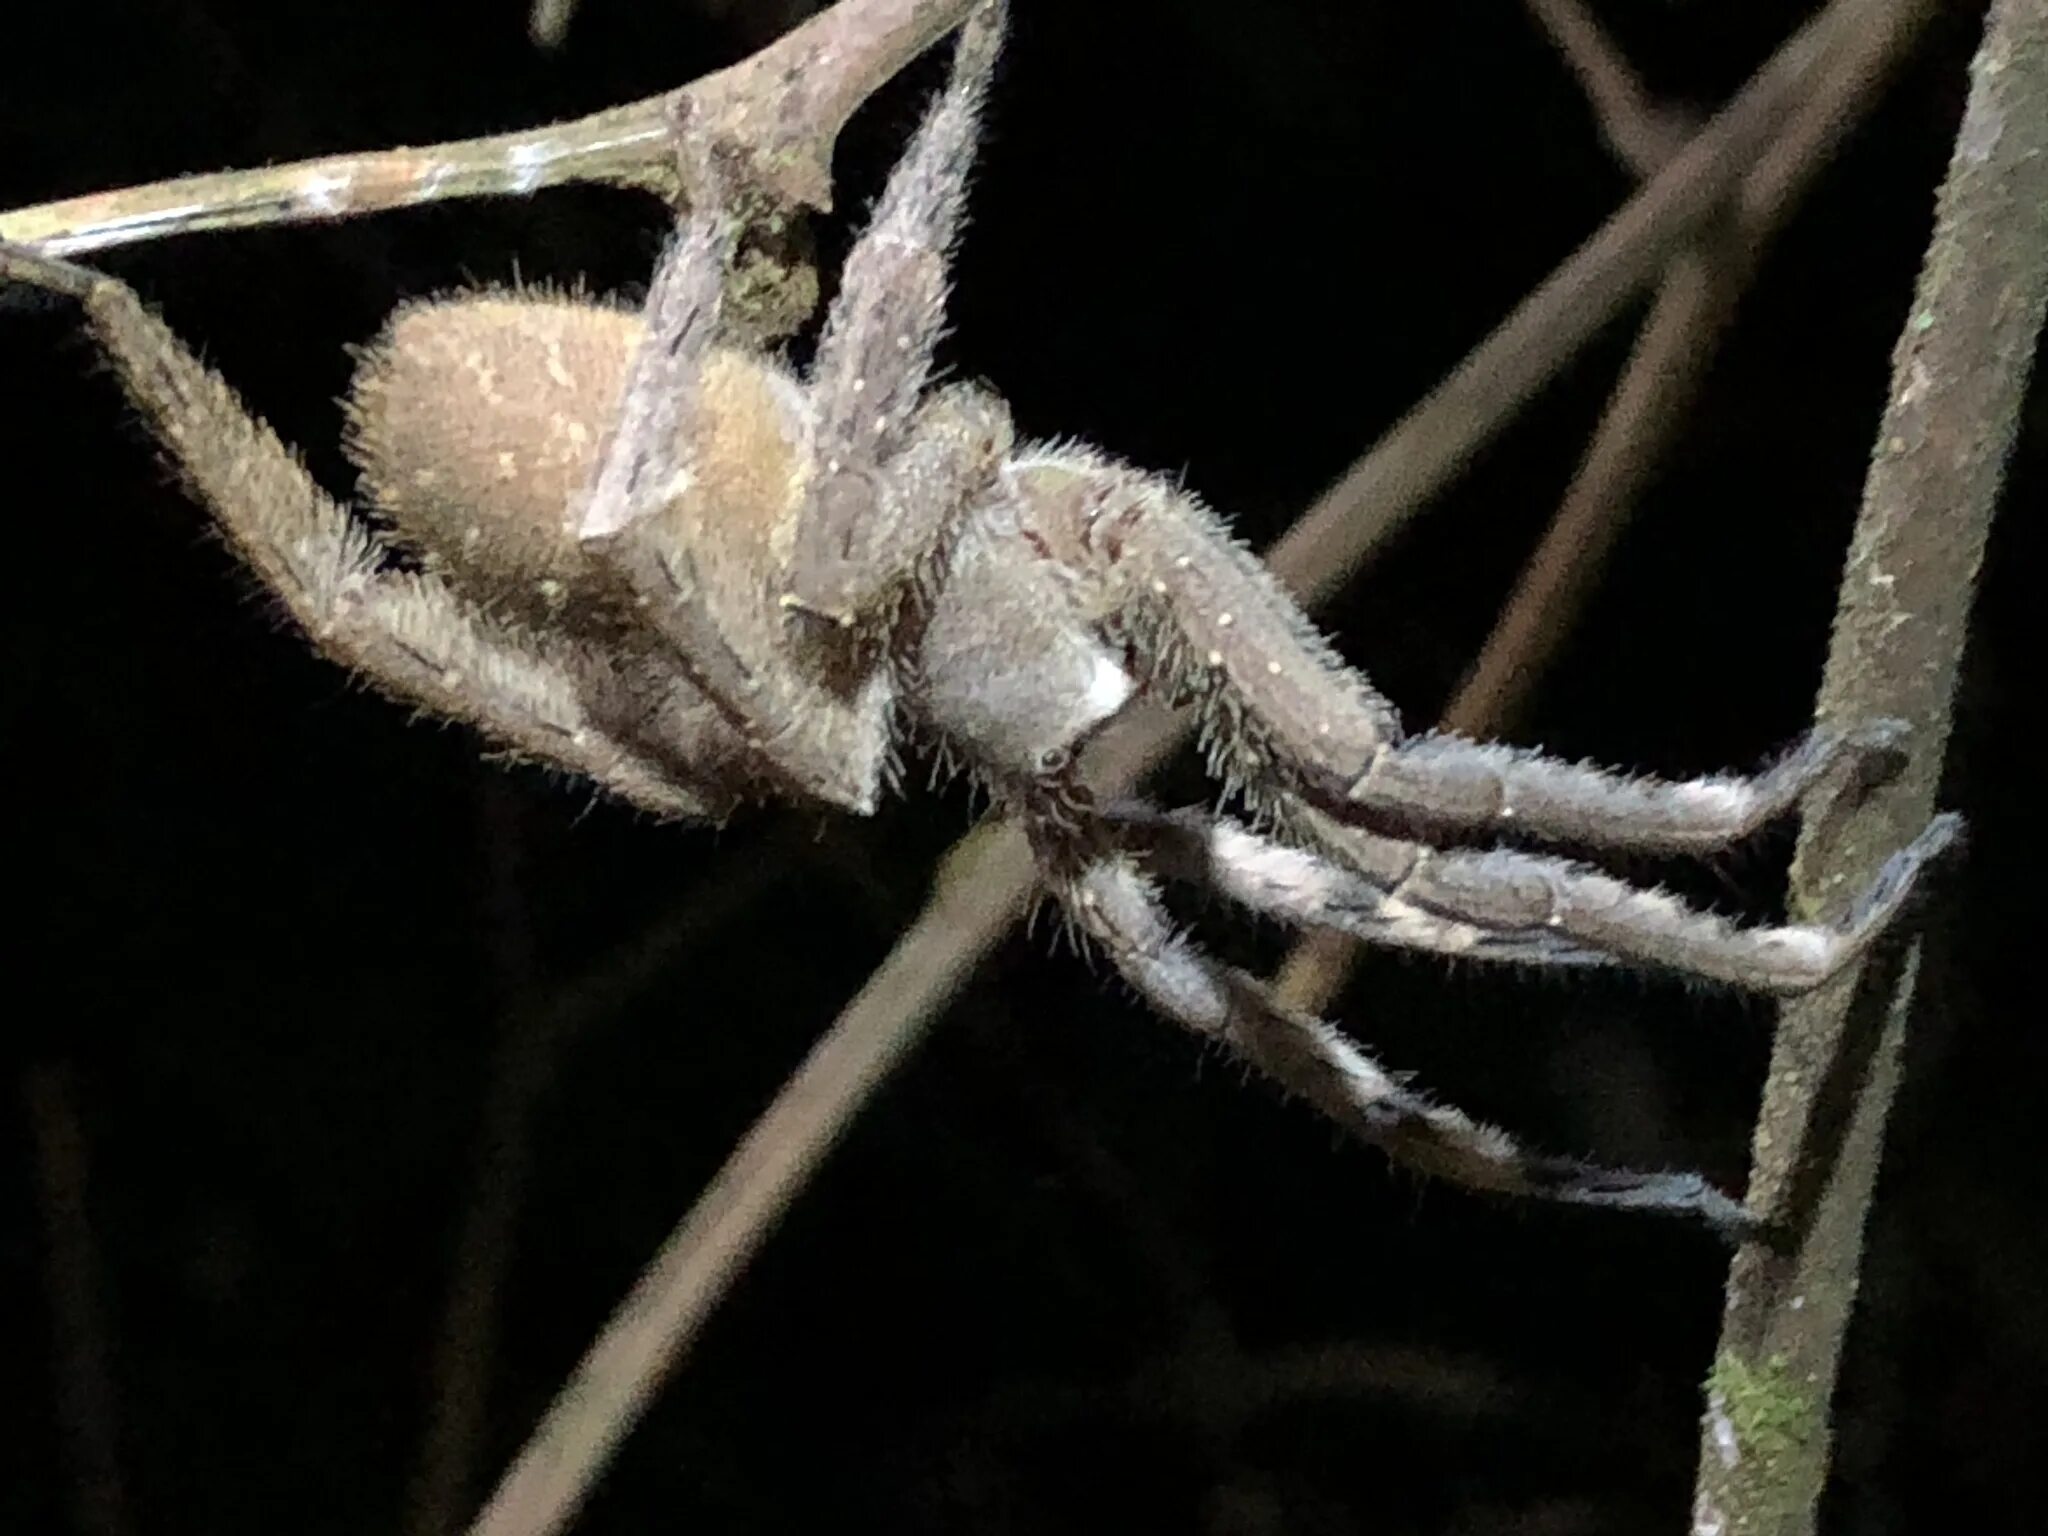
(1, 243, 739, 820)
(1004, 450, 1906, 853)
(1099, 802, 1611, 969)
(786, 1, 1009, 631)
(1295, 803, 1963, 995)
(1026, 793, 1753, 1238)
(572, 162, 909, 810)
(1340, 722, 1907, 855)
(575, 7, 1006, 812)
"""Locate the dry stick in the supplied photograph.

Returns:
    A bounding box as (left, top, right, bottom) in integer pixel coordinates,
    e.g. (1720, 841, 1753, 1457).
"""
(1276, 0, 1939, 1015)
(462, 3, 1918, 1531)
(403, 783, 545, 1536)
(1283, 0, 1874, 588)
(1522, 0, 1689, 174)
(407, 818, 843, 1536)
(0, 0, 975, 256)
(1692, 3, 2047, 1531)
(1462, 0, 1937, 728)
(1282, 0, 1705, 1014)
(464, 821, 1042, 1536)
(23, 1062, 132, 1536)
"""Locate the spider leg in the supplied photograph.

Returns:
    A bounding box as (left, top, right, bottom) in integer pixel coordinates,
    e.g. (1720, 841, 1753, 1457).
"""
(1098, 802, 1612, 969)
(1002, 450, 1908, 854)
(914, 514, 1741, 1232)
(1, 243, 736, 821)
(1338, 722, 1909, 856)
(573, 8, 1006, 811)
(1025, 791, 1754, 1238)
(1295, 804, 1963, 996)
(784, 1, 1008, 632)
(571, 166, 910, 810)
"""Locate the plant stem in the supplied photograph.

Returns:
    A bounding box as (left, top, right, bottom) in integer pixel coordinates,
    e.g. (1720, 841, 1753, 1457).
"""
(1692, 4, 2048, 1532)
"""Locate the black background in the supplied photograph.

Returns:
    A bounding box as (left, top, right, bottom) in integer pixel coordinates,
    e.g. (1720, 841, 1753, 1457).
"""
(2, 2, 2038, 1532)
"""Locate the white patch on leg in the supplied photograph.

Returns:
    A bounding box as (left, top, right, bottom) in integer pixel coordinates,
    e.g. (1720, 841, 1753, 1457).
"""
(1082, 653, 1134, 726)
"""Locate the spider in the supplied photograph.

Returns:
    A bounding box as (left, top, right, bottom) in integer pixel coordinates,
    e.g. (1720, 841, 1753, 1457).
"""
(1, 1, 1958, 1239)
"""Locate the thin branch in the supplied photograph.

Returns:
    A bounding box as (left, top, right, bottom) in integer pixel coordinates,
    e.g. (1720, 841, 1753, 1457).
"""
(1466, 0, 1938, 727)
(465, 823, 1040, 1536)
(0, 0, 975, 257)
(1522, 0, 1688, 174)
(1693, 2, 2046, 1531)
(404, 786, 543, 1536)
(23, 1062, 131, 1536)
(1275, 0, 1938, 1014)
(406, 821, 828, 1536)
(1282, 0, 1873, 589)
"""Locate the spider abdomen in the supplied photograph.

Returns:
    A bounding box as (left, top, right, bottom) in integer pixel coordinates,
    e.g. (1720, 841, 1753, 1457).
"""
(345, 294, 810, 635)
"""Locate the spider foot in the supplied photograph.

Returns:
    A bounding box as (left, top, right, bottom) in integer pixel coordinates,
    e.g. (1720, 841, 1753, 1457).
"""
(1521, 1157, 1760, 1243)
(1829, 716, 1914, 792)
(1833, 809, 1965, 947)
(1094, 799, 1616, 970)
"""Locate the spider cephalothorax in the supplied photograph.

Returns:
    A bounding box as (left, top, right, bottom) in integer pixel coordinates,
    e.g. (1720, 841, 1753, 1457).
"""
(0, 1, 1958, 1237)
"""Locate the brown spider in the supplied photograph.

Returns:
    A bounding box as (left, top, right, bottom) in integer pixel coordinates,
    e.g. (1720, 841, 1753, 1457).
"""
(0, 1, 1958, 1238)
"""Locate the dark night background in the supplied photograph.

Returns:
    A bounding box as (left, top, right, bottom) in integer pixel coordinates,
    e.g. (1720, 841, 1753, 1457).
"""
(2, 2, 2039, 1532)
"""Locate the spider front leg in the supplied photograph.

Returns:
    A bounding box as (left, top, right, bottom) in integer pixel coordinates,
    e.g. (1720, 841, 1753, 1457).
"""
(1026, 790, 1755, 1238)
(783, 0, 1008, 634)
(574, 5, 1005, 812)
(0, 243, 739, 822)
(1004, 453, 1910, 856)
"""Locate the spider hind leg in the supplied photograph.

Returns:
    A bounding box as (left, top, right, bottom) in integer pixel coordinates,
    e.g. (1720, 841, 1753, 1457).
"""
(1029, 797, 1756, 1240)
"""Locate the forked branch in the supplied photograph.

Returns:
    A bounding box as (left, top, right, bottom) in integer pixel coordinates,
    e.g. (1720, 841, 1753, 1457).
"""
(1277, 0, 1939, 1013)
(0, 0, 976, 259)
(461, 3, 1951, 1531)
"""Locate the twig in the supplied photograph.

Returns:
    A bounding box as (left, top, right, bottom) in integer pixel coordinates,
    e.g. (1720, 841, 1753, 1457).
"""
(23, 1062, 132, 1536)
(1692, 3, 2046, 1532)
(405, 785, 545, 1536)
(1522, 0, 1687, 174)
(1275, 0, 1938, 1014)
(464, 0, 1931, 1522)
(0, 0, 975, 257)
(1282, 0, 1872, 587)
(404, 817, 825, 1536)
(1470, 0, 1940, 732)
(465, 822, 1040, 1536)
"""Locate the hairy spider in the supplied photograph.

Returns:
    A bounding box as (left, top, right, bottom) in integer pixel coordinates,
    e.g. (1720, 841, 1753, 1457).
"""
(2, 2, 1957, 1238)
